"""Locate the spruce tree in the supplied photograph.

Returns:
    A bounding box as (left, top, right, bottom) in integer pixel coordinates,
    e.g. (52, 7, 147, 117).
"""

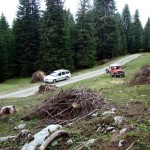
(39, 0, 73, 72)
(7, 28, 16, 78)
(75, 0, 96, 68)
(116, 13, 127, 56)
(0, 14, 15, 82)
(94, 0, 119, 59)
(144, 18, 150, 52)
(64, 9, 76, 70)
(128, 10, 143, 53)
(14, 0, 41, 76)
(134, 10, 143, 51)
(0, 14, 8, 82)
(121, 4, 131, 51)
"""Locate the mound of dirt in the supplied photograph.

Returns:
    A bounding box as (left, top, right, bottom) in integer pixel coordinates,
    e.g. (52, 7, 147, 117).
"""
(38, 84, 58, 94)
(22, 88, 106, 124)
(130, 65, 150, 85)
(31, 70, 46, 83)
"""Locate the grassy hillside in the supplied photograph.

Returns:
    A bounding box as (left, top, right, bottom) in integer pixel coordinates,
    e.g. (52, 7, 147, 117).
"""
(0, 54, 128, 93)
(0, 78, 31, 93)
(0, 53, 150, 150)
(65, 53, 150, 104)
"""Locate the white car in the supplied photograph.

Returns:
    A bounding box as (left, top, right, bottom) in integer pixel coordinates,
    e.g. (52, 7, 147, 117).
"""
(44, 69, 71, 83)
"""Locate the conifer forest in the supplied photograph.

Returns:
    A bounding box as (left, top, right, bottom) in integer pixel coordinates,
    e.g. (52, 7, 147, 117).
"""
(0, 0, 149, 82)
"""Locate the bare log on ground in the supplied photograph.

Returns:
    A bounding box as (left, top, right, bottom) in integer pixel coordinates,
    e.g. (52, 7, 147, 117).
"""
(38, 130, 69, 150)
(22, 124, 62, 150)
(0, 129, 33, 143)
(0, 136, 16, 143)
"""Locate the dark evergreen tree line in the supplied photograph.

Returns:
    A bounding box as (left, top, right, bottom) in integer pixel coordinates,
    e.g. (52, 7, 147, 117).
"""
(0, 0, 149, 82)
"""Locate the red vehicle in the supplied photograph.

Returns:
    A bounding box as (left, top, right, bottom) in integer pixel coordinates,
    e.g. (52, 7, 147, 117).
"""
(105, 64, 125, 77)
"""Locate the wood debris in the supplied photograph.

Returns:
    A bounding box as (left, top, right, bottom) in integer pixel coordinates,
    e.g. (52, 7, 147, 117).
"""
(31, 70, 46, 83)
(22, 88, 105, 125)
(38, 84, 57, 94)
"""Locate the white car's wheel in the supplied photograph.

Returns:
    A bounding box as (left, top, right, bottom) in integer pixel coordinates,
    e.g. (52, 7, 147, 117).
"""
(53, 79, 56, 83)
(65, 76, 69, 80)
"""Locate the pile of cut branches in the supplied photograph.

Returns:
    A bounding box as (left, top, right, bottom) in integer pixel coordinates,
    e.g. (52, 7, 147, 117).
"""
(22, 88, 105, 125)
(31, 70, 46, 83)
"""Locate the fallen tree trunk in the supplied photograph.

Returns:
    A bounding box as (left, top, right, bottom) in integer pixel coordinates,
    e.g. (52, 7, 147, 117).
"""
(38, 130, 69, 150)
(0, 136, 16, 143)
(0, 129, 33, 143)
(22, 124, 62, 150)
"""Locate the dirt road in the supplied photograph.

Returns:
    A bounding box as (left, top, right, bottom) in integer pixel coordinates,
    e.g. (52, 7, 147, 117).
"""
(0, 54, 141, 99)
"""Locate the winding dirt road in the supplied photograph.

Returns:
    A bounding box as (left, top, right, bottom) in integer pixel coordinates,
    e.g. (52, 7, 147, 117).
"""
(0, 54, 141, 99)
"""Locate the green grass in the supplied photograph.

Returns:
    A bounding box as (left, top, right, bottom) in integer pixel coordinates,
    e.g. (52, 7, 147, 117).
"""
(0, 54, 138, 93)
(64, 53, 150, 104)
(0, 91, 58, 137)
(0, 77, 32, 93)
(0, 54, 128, 94)
(125, 53, 150, 78)
(0, 53, 150, 149)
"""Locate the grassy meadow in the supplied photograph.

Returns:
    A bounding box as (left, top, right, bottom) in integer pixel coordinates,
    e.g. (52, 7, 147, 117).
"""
(0, 53, 150, 149)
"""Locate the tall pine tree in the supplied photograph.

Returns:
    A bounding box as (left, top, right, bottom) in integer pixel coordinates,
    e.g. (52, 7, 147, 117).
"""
(121, 4, 131, 52)
(128, 10, 143, 53)
(94, 0, 119, 59)
(0, 14, 9, 82)
(116, 12, 127, 56)
(144, 18, 150, 52)
(14, 0, 41, 76)
(39, 0, 73, 73)
(75, 0, 96, 68)
(65, 10, 78, 69)
(0, 14, 15, 82)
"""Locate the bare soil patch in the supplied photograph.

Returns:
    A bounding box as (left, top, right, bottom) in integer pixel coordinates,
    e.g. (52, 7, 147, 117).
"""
(130, 65, 150, 85)
(57, 99, 150, 150)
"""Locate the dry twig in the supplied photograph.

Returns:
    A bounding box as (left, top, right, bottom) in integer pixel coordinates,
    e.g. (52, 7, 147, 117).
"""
(22, 88, 105, 125)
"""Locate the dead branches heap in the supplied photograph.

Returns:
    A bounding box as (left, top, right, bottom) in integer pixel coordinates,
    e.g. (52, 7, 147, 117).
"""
(22, 88, 105, 125)
(31, 70, 46, 83)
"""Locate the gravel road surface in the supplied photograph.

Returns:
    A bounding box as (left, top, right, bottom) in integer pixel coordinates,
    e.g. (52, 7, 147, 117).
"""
(0, 54, 141, 98)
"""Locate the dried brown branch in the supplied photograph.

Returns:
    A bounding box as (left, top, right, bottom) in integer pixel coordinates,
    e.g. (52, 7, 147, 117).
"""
(22, 88, 105, 125)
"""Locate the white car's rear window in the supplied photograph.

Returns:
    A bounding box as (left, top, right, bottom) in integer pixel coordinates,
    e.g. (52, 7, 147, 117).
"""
(50, 72, 58, 76)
